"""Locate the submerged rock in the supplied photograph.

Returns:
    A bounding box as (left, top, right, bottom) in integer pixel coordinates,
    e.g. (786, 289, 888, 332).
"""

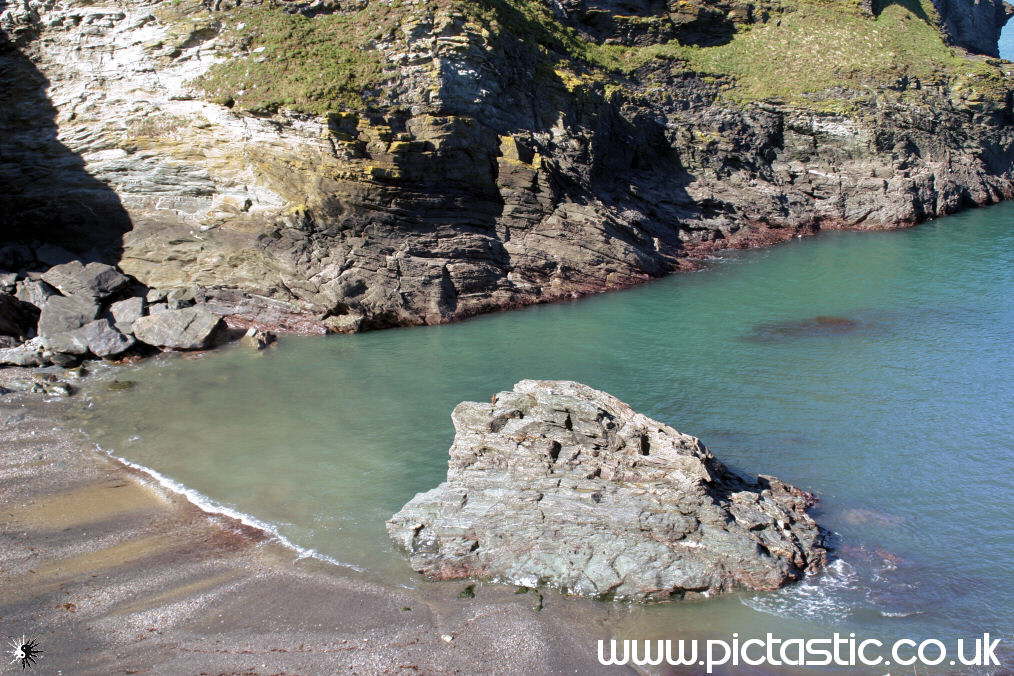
(131, 307, 223, 350)
(387, 380, 826, 601)
(240, 327, 277, 350)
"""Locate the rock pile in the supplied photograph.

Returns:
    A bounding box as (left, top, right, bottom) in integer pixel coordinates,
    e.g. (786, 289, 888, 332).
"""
(0, 244, 225, 367)
(387, 380, 827, 601)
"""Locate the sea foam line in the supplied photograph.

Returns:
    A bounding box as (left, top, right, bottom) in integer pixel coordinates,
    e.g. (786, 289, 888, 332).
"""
(92, 442, 365, 573)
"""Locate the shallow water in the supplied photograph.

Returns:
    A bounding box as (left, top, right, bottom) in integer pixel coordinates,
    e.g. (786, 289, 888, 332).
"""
(79, 204, 1013, 667)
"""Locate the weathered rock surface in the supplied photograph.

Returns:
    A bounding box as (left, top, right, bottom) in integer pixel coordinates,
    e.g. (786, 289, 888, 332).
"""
(109, 296, 145, 333)
(14, 278, 57, 309)
(0, 337, 45, 366)
(131, 307, 223, 350)
(387, 380, 827, 601)
(41, 261, 130, 300)
(65, 318, 136, 358)
(1, 0, 1012, 333)
(933, 0, 1014, 57)
(36, 294, 99, 338)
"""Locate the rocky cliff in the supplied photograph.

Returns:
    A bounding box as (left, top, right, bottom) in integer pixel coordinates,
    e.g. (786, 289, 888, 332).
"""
(2, 0, 1013, 332)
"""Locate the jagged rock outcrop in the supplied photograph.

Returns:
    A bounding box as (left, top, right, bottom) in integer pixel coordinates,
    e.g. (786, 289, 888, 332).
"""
(1, 0, 1012, 333)
(387, 380, 827, 600)
(932, 0, 1014, 57)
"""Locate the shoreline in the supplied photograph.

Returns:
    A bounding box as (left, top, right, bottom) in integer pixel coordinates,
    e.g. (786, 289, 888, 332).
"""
(221, 196, 1014, 338)
(0, 372, 622, 674)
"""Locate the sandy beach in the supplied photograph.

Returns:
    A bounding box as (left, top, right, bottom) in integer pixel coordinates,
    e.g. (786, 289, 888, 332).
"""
(0, 371, 622, 674)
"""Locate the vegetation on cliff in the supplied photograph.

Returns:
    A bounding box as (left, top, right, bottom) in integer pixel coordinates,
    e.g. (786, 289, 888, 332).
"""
(184, 0, 1010, 115)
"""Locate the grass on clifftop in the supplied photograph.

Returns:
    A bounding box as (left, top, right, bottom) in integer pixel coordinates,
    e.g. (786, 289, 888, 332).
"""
(633, 0, 1008, 106)
(463, 0, 1010, 109)
(191, 2, 394, 113)
(184, 0, 1009, 114)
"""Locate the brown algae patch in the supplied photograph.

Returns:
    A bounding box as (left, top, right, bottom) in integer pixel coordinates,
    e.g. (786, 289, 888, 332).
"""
(744, 315, 862, 342)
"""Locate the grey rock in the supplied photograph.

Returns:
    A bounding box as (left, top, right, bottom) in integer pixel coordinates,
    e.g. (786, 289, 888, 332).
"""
(145, 289, 168, 303)
(131, 307, 223, 350)
(0, 336, 18, 349)
(42, 330, 89, 356)
(0, 273, 17, 294)
(37, 295, 99, 337)
(45, 318, 134, 358)
(109, 296, 145, 333)
(0, 293, 40, 338)
(0, 337, 46, 366)
(147, 302, 169, 315)
(387, 380, 827, 601)
(41, 261, 129, 300)
(165, 287, 196, 309)
(77, 318, 136, 358)
(240, 327, 277, 350)
(14, 279, 58, 309)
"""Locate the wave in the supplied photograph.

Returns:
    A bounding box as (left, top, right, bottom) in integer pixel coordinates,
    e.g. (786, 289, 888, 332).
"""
(741, 559, 861, 623)
(92, 442, 365, 573)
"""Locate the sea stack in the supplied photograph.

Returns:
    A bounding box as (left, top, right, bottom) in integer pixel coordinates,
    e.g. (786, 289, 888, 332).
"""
(388, 380, 827, 601)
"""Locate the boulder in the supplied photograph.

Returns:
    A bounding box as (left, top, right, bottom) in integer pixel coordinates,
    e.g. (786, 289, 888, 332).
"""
(37, 295, 99, 337)
(46, 318, 136, 358)
(387, 380, 827, 601)
(14, 279, 58, 309)
(41, 261, 129, 300)
(109, 296, 145, 333)
(0, 337, 46, 366)
(240, 327, 277, 350)
(75, 318, 135, 357)
(131, 307, 223, 350)
(0, 294, 40, 338)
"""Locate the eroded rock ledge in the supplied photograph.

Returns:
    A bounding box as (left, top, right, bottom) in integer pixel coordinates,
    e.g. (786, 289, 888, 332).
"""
(387, 380, 827, 601)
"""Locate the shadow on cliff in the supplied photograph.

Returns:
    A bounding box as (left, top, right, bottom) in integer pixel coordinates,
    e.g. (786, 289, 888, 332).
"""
(872, 0, 931, 22)
(0, 2, 132, 265)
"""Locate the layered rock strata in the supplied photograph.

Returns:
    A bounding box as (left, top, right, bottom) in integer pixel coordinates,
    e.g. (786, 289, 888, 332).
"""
(2, 0, 1012, 332)
(387, 380, 827, 601)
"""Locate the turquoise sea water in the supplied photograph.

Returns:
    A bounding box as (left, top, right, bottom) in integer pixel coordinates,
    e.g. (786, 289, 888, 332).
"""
(81, 203, 1013, 669)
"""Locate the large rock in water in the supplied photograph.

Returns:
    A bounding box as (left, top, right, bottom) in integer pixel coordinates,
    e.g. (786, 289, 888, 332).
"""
(387, 380, 827, 601)
(131, 307, 223, 350)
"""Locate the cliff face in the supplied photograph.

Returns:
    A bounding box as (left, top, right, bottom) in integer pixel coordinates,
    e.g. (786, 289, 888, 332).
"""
(932, 0, 1014, 57)
(2, 0, 1013, 332)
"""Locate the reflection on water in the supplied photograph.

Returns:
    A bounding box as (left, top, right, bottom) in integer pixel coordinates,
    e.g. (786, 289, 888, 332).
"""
(77, 203, 1013, 665)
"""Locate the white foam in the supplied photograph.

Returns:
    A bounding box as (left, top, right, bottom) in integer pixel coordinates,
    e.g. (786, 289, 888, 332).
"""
(741, 559, 860, 623)
(93, 442, 365, 573)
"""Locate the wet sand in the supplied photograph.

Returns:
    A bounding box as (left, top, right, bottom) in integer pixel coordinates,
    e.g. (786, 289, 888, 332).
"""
(0, 370, 623, 674)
